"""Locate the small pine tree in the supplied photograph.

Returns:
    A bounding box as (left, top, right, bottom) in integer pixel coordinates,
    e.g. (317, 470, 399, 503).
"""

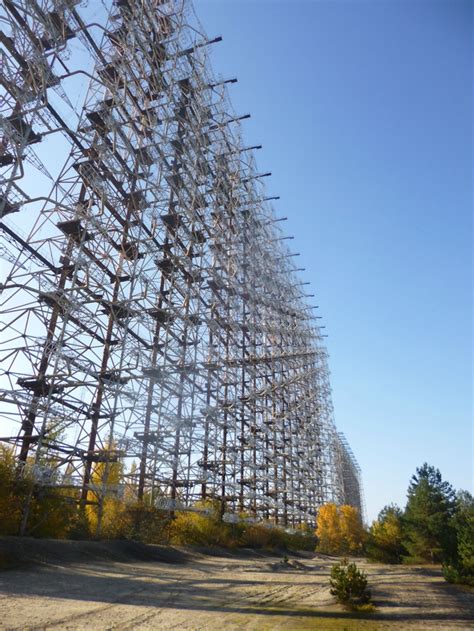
(329, 558, 371, 605)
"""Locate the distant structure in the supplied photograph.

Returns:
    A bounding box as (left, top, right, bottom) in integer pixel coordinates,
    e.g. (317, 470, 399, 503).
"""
(0, 0, 362, 528)
(336, 433, 365, 521)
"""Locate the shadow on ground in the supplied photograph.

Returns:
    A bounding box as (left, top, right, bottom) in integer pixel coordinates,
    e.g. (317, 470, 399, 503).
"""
(0, 536, 473, 627)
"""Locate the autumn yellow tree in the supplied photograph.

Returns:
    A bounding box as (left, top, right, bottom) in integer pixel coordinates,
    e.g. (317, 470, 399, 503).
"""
(86, 445, 124, 538)
(316, 503, 365, 555)
(339, 505, 366, 554)
(367, 504, 406, 563)
(170, 498, 231, 547)
(316, 503, 342, 553)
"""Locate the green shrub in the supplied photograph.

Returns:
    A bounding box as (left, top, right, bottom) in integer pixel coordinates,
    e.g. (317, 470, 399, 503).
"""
(329, 558, 372, 606)
(68, 507, 92, 540)
(441, 491, 474, 585)
(0, 446, 25, 535)
(170, 499, 232, 547)
(286, 527, 317, 551)
(117, 502, 171, 543)
(442, 563, 474, 587)
(169, 503, 316, 551)
(239, 522, 288, 549)
(27, 487, 80, 538)
(0, 447, 80, 538)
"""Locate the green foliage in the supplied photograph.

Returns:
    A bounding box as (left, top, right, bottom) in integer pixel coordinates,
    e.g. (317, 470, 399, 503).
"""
(287, 523, 318, 551)
(369, 465, 472, 585)
(367, 504, 406, 563)
(0, 443, 317, 549)
(403, 463, 456, 564)
(68, 507, 91, 540)
(329, 558, 372, 606)
(27, 486, 81, 539)
(235, 520, 315, 551)
(239, 522, 288, 549)
(117, 502, 171, 544)
(442, 563, 474, 586)
(0, 448, 365, 555)
(169, 500, 316, 550)
(0, 446, 80, 538)
(0, 446, 25, 535)
(452, 491, 474, 573)
(442, 490, 474, 585)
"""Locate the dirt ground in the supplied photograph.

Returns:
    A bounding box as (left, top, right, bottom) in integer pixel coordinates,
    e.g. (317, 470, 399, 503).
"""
(0, 538, 473, 630)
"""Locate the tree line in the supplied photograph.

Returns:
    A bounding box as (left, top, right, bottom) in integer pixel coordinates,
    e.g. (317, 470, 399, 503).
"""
(0, 445, 472, 585)
(0, 445, 316, 550)
(315, 463, 473, 586)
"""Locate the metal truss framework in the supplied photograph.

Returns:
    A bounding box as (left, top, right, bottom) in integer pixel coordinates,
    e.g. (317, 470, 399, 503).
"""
(0, 0, 361, 528)
(336, 432, 364, 521)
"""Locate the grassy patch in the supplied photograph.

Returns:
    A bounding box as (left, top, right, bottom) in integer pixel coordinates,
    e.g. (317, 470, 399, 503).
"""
(348, 602, 377, 613)
(225, 607, 389, 630)
(0, 550, 18, 570)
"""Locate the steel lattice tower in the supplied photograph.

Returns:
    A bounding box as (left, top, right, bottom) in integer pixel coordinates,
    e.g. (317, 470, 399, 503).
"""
(0, 0, 360, 529)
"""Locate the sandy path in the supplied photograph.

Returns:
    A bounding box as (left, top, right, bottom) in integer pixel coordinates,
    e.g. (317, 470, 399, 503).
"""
(1, 547, 473, 630)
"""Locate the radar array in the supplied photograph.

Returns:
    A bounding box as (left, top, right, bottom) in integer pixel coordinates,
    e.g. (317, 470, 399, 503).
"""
(0, 0, 362, 528)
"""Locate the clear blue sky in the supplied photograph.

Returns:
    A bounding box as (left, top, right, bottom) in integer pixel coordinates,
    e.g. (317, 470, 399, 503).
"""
(195, 0, 473, 521)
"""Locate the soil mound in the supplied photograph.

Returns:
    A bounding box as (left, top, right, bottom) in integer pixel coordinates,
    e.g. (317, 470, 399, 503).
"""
(0, 536, 190, 569)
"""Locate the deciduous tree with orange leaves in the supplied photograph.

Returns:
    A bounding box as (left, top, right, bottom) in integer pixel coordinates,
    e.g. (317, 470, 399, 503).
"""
(316, 503, 365, 555)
